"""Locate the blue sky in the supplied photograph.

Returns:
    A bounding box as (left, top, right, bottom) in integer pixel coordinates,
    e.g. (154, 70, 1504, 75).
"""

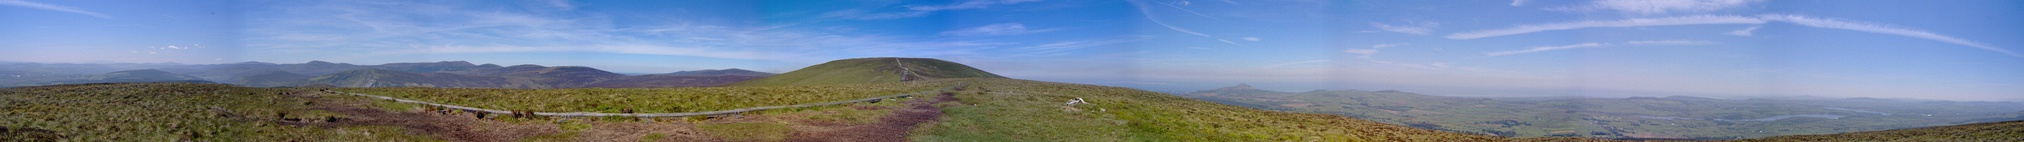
(4, 0, 2022, 101)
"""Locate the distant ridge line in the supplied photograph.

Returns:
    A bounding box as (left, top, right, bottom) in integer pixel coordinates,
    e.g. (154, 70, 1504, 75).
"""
(327, 83, 965, 117)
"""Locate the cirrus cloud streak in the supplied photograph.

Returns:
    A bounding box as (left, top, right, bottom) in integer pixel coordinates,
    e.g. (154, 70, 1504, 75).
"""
(1450, 14, 2020, 58)
(0, 0, 111, 18)
(1485, 40, 1711, 57)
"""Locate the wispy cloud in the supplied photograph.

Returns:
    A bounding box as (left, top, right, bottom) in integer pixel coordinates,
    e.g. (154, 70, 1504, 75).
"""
(1450, 14, 2014, 57)
(0, 0, 111, 19)
(1014, 38, 1143, 56)
(1127, 0, 1209, 37)
(1261, 59, 1328, 69)
(1486, 42, 1607, 57)
(1371, 21, 1439, 35)
(1154, 0, 1221, 21)
(1485, 40, 1711, 57)
(1371, 43, 1410, 49)
(1217, 39, 1242, 46)
(1342, 49, 1378, 58)
(1559, 0, 1762, 15)
(1756, 14, 2023, 57)
(544, 0, 574, 10)
(825, 0, 1040, 20)
(1344, 43, 1409, 59)
(1625, 40, 1712, 45)
(909, 0, 1039, 11)
(1366, 60, 1449, 71)
(940, 23, 1055, 36)
(1727, 26, 1759, 36)
(821, 9, 930, 20)
(1510, 0, 1529, 6)
(150, 44, 204, 50)
(126, 44, 207, 56)
(1447, 15, 1767, 39)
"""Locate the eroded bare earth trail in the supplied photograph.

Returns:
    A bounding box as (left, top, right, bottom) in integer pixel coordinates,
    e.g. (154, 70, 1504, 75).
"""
(789, 91, 959, 141)
(279, 90, 554, 141)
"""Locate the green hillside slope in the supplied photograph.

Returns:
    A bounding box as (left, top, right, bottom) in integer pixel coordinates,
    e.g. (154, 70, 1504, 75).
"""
(297, 68, 529, 88)
(235, 71, 312, 87)
(732, 57, 1004, 86)
(0, 83, 434, 141)
(44, 69, 213, 85)
(1734, 120, 2024, 141)
(499, 66, 623, 88)
(12, 58, 2012, 141)
(910, 78, 1520, 141)
(1179, 84, 2024, 139)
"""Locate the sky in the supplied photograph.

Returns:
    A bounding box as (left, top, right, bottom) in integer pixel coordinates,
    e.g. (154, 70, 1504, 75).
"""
(4, 0, 2022, 101)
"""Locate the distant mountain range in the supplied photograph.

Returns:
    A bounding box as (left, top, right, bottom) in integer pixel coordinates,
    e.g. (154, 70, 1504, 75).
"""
(1179, 84, 2024, 139)
(1, 61, 773, 88)
(666, 68, 774, 76)
(40, 69, 216, 85)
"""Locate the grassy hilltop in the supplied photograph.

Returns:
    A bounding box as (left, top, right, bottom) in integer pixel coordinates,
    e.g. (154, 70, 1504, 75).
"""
(732, 57, 1004, 86)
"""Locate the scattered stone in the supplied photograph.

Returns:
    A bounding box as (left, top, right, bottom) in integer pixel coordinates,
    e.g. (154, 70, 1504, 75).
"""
(1066, 97, 1089, 105)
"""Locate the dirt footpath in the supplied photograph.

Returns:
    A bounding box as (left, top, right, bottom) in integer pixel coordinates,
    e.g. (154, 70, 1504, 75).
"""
(280, 90, 564, 141)
(787, 92, 959, 141)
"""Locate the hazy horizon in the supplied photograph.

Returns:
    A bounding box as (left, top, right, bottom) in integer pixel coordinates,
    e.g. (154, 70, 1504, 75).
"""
(5, 0, 2022, 101)
(7, 59, 2016, 102)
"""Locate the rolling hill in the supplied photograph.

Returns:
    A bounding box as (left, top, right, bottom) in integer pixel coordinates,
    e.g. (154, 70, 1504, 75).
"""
(497, 66, 625, 88)
(580, 68, 776, 88)
(732, 57, 1004, 86)
(89, 69, 206, 82)
(296, 68, 525, 88)
(667, 68, 774, 76)
(371, 61, 489, 73)
(281, 61, 368, 75)
(233, 71, 312, 87)
(295, 65, 762, 88)
(1179, 83, 2024, 139)
(580, 74, 768, 88)
(7, 61, 775, 88)
(41, 69, 214, 85)
(5, 57, 2018, 141)
(1732, 120, 2024, 141)
(325, 57, 1519, 141)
